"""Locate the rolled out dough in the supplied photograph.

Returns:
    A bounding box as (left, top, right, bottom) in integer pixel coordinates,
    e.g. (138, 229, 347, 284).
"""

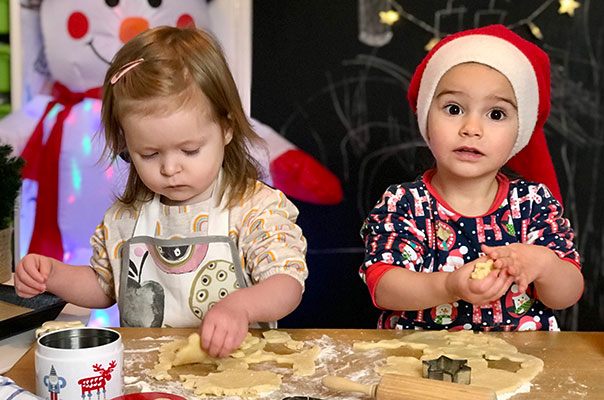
(263, 329, 304, 350)
(152, 330, 320, 396)
(180, 369, 281, 396)
(354, 330, 543, 395)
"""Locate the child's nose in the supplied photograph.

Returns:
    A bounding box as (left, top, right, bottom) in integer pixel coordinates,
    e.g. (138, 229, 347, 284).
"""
(459, 114, 483, 137)
(160, 156, 182, 176)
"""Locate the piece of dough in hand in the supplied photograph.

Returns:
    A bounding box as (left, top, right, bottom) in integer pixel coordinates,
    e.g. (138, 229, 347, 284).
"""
(470, 259, 495, 280)
(173, 333, 209, 366)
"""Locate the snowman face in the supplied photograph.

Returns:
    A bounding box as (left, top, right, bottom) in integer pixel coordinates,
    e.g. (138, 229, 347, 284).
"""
(40, 0, 209, 92)
(436, 304, 451, 315)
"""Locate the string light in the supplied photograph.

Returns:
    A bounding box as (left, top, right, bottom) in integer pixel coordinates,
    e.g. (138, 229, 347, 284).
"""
(424, 37, 440, 51)
(384, 0, 580, 49)
(528, 22, 544, 40)
(379, 10, 400, 26)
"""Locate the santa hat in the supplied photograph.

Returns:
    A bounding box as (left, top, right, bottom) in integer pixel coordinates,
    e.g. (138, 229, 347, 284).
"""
(407, 25, 562, 204)
(517, 315, 542, 331)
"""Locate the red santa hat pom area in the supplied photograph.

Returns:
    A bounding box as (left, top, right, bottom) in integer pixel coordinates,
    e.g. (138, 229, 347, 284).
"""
(516, 315, 542, 331)
(407, 25, 562, 204)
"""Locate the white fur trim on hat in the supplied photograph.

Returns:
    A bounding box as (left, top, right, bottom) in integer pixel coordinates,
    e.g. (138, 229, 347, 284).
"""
(416, 34, 539, 160)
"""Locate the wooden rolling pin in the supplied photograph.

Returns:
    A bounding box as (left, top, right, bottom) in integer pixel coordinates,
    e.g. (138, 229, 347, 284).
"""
(322, 374, 496, 400)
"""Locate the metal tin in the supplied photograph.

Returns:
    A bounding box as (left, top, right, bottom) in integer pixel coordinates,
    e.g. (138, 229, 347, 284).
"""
(35, 327, 123, 400)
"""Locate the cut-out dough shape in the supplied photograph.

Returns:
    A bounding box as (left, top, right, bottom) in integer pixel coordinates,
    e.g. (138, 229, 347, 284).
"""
(35, 320, 85, 338)
(471, 259, 495, 280)
(262, 330, 304, 350)
(354, 330, 543, 395)
(243, 345, 321, 376)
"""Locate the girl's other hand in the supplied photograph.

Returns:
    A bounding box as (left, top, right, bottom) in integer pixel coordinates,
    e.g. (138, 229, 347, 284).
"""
(14, 254, 53, 298)
(481, 243, 544, 293)
(445, 257, 514, 306)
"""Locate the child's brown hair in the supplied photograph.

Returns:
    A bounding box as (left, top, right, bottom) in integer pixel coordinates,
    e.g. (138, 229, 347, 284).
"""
(101, 26, 263, 208)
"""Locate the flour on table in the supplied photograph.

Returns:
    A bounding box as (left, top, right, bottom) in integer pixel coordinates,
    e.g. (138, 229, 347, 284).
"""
(124, 332, 373, 399)
(354, 330, 543, 396)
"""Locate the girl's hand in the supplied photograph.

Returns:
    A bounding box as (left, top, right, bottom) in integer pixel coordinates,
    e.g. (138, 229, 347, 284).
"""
(14, 254, 53, 298)
(481, 243, 546, 293)
(445, 257, 514, 306)
(199, 293, 250, 358)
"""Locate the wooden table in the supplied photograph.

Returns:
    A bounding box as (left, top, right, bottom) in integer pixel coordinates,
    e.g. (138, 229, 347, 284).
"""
(6, 329, 604, 399)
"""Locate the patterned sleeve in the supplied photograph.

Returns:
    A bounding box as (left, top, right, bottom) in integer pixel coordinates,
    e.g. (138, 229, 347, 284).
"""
(361, 184, 428, 276)
(89, 219, 117, 299)
(237, 183, 308, 288)
(526, 184, 581, 268)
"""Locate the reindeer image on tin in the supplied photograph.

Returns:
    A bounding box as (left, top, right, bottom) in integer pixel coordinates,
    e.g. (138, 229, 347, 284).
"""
(77, 361, 118, 399)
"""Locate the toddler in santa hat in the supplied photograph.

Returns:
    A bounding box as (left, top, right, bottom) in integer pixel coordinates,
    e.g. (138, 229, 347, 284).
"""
(360, 25, 583, 331)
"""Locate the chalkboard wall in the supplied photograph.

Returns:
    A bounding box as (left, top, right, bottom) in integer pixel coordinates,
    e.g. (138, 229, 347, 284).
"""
(251, 0, 604, 331)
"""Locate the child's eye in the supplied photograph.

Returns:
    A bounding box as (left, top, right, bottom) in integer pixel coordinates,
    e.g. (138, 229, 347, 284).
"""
(183, 148, 200, 156)
(141, 152, 158, 160)
(489, 109, 506, 120)
(444, 104, 462, 115)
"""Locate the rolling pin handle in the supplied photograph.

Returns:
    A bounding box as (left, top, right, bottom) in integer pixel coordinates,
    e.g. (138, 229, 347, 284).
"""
(321, 376, 377, 398)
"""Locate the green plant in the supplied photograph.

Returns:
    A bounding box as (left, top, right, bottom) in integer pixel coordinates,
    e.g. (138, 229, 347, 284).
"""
(0, 143, 24, 230)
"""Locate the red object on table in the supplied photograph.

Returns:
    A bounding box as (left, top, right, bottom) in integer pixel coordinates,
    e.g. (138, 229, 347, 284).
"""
(111, 393, 187, 400)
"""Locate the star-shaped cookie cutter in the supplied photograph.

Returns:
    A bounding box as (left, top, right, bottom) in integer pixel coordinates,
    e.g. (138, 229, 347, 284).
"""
(422, 355, 471, 385)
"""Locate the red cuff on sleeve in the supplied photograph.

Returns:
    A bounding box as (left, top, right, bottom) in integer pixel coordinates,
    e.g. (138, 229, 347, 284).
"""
(365, 261, 398, 310)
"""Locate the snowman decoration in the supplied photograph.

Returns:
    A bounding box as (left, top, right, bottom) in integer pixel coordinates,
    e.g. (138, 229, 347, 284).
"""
(432, 302, 458, 325)
(0, 0, 342, 267)
(510, 284, 533, 315)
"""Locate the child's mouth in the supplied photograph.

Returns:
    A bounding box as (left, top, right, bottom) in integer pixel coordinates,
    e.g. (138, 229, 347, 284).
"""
(455, 146, 482, 154)
(454, 147, 483, 157)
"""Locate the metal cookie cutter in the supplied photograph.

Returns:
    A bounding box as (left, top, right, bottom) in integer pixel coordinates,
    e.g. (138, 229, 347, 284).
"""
(422, 355, 471, 385)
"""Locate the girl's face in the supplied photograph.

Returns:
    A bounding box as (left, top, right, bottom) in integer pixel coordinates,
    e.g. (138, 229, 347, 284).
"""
(426, 63, 518, 181)
(121, 95, 232, 206)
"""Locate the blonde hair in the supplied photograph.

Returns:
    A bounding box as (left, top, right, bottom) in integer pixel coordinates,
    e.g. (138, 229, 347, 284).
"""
(101, 26, 264, 209)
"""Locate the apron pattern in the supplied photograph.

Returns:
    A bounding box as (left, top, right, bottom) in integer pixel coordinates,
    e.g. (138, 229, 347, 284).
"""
(120, 235, 247, 328)
(189, 258, 241, 319)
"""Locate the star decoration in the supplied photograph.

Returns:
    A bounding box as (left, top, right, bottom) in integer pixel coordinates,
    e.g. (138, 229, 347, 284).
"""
(558, 0, 580, 16)
(422, 355, 471, 384)
(379, 10, 400, 26)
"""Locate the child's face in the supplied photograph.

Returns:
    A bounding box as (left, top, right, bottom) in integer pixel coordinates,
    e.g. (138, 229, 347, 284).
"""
(426, 63, 518, 180)
(121, 96, 232, 205)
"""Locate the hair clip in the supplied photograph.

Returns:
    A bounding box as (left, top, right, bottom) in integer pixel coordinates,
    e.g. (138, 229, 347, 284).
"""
(110, 58, 144, 85)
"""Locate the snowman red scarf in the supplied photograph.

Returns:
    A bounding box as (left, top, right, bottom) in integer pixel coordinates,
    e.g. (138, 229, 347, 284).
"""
(20, 82, 102, 260)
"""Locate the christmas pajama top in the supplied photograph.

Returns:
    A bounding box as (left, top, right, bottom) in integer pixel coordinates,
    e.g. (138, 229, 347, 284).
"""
(89, 181, 308, 301)
(360, 169, 580, 331)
